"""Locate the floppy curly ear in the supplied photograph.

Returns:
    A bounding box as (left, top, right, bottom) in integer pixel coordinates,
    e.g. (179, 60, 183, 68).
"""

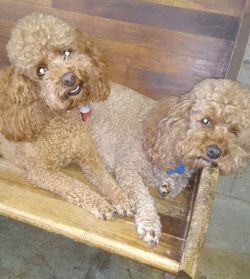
(75, 29, 110, 101)
(143, 95, 194, 169)
(0, 67, 46, 141)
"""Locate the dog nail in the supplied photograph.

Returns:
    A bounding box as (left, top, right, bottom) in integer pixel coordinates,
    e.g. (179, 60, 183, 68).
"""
(102, 214, 107, 220)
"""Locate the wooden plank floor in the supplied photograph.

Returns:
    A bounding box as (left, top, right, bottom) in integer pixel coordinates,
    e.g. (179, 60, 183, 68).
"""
(0, 0, 247, 98)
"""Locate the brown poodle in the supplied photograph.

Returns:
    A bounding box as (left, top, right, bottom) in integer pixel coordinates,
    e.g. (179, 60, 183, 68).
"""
(90, 80, 250, 245)
(0, 13, 133, 219)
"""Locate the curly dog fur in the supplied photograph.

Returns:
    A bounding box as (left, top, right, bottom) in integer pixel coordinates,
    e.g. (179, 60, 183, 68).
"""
(0, 13, 133, 219)
(91, 80, 250, 245)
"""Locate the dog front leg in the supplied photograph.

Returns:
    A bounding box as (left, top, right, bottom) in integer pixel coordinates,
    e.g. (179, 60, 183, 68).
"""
(26, 167, 117, 220)
(78, 158, 134, 216)
(115, 166, 161, 246)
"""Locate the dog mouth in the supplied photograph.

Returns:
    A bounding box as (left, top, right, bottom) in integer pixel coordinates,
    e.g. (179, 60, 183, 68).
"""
(68, 82, 83, 96)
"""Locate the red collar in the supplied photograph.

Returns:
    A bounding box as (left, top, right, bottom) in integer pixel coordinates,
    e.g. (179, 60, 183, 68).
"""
(79, 105, 91, 121)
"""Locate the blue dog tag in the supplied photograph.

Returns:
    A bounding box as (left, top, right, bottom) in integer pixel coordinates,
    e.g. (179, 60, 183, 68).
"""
(167, 164, 185, 175)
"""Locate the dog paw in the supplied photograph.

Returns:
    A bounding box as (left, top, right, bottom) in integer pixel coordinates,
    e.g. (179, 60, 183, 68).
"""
(136, 215, 161, 246)
(89, 200, 118, 220)
(109, 191, 135, 217)
(160, 174, 188, 198)
(159, 184, 172, 198)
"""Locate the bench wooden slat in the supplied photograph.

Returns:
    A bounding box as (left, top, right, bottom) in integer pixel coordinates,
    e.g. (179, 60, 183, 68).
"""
(141, 0, 246, 17)
(53, 0, 240, 40)
(179, 167, 219, 277)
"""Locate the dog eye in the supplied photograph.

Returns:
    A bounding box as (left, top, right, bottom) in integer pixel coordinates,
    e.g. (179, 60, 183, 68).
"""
(201, 118, 212, 127)
(63, 49, 72, 58)
(37, 66, 47, 78)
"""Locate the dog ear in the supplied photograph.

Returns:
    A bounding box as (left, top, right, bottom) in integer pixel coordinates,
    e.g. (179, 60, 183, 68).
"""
(75, 29, 110, 102)
(143, 94, 194, 169)
(0, 67, 46, 141)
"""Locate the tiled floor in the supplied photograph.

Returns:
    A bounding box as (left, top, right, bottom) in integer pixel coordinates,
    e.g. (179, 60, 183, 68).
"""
(0, 216, 162, 279)
(197, 180, 250, 278)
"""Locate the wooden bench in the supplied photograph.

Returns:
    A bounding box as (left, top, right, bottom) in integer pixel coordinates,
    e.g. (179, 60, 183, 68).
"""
(0, 1, 249, 278)
(0, 160, 218, 279)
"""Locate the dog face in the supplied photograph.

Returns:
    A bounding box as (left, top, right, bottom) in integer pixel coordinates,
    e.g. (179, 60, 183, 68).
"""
(7, 13, 109, 110)
(177, 79, 250, 175)
(29, 35, 109, 110)
(144, 79, 250, 176)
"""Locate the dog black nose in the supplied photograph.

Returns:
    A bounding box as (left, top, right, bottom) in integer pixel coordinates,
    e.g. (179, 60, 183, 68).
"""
(207, 145, 222, 160)
(61, 72, 76, 87)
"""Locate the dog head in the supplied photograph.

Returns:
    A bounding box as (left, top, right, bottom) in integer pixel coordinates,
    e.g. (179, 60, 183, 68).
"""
(186, 79, 250, 174)
(0, 13, 109, 141)
(144, 79, 250, 175)
(7, 12, 110, 110)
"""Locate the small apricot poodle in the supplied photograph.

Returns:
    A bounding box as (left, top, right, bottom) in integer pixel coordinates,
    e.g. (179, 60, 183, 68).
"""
(0, 13, 132, 219)
(91, 79, 250, 245)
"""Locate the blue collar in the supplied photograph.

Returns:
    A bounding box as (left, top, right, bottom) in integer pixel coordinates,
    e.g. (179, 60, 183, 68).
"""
(167, 164, 185, 175)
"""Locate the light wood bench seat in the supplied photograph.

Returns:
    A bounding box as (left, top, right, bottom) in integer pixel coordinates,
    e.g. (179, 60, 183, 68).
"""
(0, 159, 218, 278)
